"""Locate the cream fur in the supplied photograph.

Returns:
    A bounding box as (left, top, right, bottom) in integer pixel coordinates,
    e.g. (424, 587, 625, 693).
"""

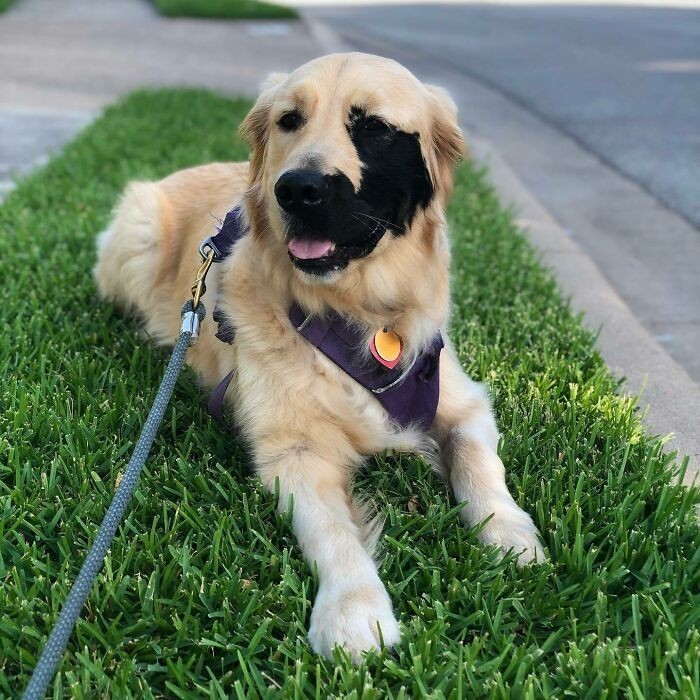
(94, 53, 543, 662)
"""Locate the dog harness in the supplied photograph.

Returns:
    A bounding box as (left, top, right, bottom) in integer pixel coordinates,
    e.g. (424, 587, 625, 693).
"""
(207, 206, 444, 428)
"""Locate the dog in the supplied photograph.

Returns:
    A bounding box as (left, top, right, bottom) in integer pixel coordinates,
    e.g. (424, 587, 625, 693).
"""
(95, 53, 543, 661)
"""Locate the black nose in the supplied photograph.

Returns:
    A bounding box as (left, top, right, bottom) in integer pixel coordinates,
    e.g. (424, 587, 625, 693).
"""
(275, 169, 329, 213)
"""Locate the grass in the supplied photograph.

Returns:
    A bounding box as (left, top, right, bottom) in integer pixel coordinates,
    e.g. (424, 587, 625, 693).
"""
(150, 0, 297, 21)
(0, 0, 16, 13)
(0, 88, 698, 698)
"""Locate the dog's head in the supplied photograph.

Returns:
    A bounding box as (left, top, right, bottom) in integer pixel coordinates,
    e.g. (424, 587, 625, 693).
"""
(242, 53, 465, 283)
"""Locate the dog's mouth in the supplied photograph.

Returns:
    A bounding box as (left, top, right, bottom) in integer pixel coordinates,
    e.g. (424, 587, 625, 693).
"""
(287, 236, 345, 275)
(286, 224, 385, 276)
(288, 237, 336, 260)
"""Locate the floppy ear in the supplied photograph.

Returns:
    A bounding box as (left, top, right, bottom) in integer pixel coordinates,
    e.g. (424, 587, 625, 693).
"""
(424, 85, 466, 196)
(240, 72, 288, 185)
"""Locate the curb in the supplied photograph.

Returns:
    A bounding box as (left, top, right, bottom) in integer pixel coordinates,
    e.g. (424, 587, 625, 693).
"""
(305, 15, 699, 484)
(471, 133, 699, 484)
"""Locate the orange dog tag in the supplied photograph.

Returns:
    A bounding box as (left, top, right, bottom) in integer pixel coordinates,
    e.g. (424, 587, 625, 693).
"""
(369, 328, 403, 369)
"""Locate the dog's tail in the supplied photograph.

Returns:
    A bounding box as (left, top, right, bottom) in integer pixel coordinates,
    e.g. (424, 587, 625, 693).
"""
(94, 181, 175, 342)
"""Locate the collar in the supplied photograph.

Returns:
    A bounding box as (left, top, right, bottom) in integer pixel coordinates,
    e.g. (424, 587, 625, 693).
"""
(207, 205, 443, 428)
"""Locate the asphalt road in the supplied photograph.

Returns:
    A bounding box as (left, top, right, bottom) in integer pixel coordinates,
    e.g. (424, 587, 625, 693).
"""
(307, 2, 700, 382)
(310, 2, 700, 228)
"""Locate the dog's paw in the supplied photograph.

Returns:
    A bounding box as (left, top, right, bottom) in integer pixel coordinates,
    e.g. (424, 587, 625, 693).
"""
(478, 503, 546, 566)
(308, 580, 401, 662)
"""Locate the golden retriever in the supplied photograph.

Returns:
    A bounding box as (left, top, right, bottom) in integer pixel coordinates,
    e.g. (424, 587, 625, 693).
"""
(95, 53, 543, 661)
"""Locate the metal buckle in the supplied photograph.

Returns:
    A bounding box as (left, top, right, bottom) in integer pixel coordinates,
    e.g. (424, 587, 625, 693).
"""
(198, 236, 223, 262)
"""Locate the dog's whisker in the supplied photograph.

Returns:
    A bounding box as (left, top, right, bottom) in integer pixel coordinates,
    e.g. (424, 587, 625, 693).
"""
(349, 213, 380, 234)
(208, 210, 225, 228)
(351, 212, 384, 229)
(352, 212, 399, 228)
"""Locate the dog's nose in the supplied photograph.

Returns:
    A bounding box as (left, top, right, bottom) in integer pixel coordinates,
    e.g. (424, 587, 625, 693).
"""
(275, 169, 329, 212)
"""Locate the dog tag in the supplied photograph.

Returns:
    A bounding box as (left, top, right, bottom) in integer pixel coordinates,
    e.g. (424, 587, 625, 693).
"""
(369, 328, 403, 369)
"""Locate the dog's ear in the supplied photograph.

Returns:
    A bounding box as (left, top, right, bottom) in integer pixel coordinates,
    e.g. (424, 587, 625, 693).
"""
(424, 85, 466, 196)
(240, 73, 288, 184)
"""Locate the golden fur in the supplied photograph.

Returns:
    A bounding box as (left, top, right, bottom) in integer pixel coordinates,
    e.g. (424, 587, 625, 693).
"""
(95, 53, 543, 661)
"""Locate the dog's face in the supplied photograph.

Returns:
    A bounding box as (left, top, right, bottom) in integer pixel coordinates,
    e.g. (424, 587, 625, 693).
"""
(242, 53, 464, 282)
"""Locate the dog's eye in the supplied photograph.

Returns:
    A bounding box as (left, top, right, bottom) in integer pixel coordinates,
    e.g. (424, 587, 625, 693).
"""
(277, 111, 303, 132)
(362, 117, 388, 131)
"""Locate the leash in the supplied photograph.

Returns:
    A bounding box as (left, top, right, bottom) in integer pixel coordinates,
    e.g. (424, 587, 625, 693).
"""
(23, 247, 215, 698)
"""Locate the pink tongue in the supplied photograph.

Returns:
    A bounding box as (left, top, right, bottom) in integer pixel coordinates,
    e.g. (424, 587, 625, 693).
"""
(288, 237, 334, 260)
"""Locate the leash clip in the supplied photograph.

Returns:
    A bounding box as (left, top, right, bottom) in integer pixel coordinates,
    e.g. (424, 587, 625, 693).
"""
(191, 247, 216, 310)
(191, 235, 226, 310)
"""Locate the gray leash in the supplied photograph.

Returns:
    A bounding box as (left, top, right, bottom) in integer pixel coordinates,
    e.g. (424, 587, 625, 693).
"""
(23, 301, 205, 699)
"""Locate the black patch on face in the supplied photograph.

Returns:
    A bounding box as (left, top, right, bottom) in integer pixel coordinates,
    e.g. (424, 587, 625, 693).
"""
(280, 106, 434, 276)
(347, 106, 434, 235)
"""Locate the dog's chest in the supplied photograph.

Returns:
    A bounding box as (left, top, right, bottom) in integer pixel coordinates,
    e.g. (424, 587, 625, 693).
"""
(216, 293, 442, 435)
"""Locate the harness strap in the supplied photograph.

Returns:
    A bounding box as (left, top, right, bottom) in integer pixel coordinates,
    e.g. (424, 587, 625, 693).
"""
(201, 206, 246, 426)
(202, 206, 247, 262)
(289, 304, 443, 428)
(208, 369, 235, 424)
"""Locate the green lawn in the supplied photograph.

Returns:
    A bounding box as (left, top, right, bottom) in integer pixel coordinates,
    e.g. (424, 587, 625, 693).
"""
(0, 0, 16, 13)
(151, 0, 297, 20)
(0, 89, 697, 698)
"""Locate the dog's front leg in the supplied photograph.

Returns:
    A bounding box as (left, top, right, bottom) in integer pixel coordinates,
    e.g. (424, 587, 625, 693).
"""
(433, 345, 545, 565)
(257, 447, 400, 661)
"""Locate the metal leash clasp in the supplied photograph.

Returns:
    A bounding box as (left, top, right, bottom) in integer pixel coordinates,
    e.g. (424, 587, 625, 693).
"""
(191, 247, 215, 310)
(182, 238, 221, 346)
(191, 235, 224, 309)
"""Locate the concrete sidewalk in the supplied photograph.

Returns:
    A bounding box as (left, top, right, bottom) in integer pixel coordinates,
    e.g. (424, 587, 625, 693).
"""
(0, 0, 320, 195)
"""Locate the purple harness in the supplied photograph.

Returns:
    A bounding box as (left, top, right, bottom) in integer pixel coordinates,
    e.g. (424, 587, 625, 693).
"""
(207, 207, 443, 429)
